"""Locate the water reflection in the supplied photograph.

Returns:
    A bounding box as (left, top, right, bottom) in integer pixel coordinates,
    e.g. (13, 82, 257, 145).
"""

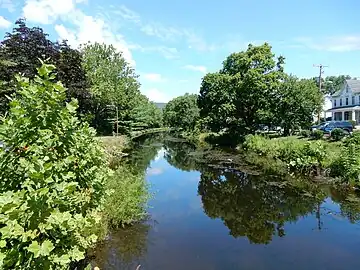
(94, 136, 360, 269)
(163, 139, 199, 171)
(198, 169, 326, 244)
(94, 224, 151, 270)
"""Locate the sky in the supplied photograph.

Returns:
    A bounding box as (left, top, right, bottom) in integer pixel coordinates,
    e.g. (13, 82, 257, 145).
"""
(0, 0, 359, 103)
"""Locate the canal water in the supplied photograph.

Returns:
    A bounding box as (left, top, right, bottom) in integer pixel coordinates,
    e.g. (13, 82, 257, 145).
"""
(95, 137, 360, 270)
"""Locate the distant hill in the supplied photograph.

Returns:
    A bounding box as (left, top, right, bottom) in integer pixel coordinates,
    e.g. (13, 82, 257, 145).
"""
(154, 102, 167, 109)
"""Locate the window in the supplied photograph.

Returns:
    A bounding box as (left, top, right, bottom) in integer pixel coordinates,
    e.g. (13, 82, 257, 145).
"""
(352, 96, 355, 105)
(334, 100, 337, 107)
(340, 99, 343, 106)
(346, 98, 349, 105)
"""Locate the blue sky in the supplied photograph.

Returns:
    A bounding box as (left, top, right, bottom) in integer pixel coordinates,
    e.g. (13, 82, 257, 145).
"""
(0, 0, 359, 102)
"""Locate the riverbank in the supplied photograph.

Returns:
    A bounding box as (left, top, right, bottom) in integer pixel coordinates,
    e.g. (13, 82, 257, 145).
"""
(94, 135, 150, 234)
(176, 131, 360, 186)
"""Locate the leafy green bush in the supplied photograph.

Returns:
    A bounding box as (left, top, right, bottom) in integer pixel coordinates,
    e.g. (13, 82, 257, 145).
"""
(311, 129, 324, 140)
(103, 166, 150, 228)
(330, 128, 345, 141)
(243, 135, 338, 176)
(243, 134, 276, 156)
(288, 141, 327, 173)
(344, 132, 360, 147)
(330, 133, 360, 184)
(0, 64, 109, 269)
(300, 130, 311, 138)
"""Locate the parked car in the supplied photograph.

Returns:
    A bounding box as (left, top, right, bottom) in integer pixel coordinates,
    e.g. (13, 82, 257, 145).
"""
(316, 121, 353, 134)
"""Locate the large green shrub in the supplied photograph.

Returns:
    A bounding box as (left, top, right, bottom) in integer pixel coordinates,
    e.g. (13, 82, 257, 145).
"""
(288, 141, 327, 173)
(243, 134, 276, 156)
(0, 64, 108, 269)
(312, 129, 324, 140)
(330, 133, 360, 184)
(330, 128, 345, 141)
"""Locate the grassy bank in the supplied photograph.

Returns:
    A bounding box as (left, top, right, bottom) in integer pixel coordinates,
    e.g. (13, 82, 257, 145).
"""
(176, 130, 360, 186)
(95, 135, 150, 234)
(241, 134, 360, 186)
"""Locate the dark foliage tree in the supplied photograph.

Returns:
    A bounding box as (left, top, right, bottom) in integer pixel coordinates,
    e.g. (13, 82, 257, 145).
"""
(0, 19, 91, 116)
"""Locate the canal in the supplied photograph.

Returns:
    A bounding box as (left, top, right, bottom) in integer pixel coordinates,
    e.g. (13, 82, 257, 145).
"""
(94, 136, 360, 270)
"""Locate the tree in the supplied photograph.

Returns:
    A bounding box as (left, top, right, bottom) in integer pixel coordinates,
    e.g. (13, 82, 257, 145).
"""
(82, 43, 142, 134)
(198, 43, 285, 136)
(275, 76, 323, 135)
(312, 75, 353, 95)
(129, 95, 163, 130)
(0, 19, 91, 116)
(163, 93, 199, 130)
(0, 63, 108, 268)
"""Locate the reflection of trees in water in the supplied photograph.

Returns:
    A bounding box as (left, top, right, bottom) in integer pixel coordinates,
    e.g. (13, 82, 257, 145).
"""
(198, 169, 326, 244)
(328, 186, 360, 223)
(127, 134, 165, 172)
(163, 139, 200, 172)
(93, 223, 150, 270)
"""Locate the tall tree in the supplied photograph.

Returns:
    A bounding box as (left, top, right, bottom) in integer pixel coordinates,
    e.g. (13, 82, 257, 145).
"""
(129, 94, 163, 130)
(275, 76, 323, 135)
(163, 93, 200, 130)
(0, 19, 90, 116)
(198, 43, 285, 136)
(82, 42, 142, 134)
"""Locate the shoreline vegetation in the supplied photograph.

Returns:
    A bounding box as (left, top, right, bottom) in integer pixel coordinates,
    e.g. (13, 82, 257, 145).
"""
(176, 130, 360, 187)
(0, 65, 150, 269)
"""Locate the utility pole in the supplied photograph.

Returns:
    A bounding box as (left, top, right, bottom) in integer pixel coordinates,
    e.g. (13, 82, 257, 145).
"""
(313, 64, 328, 124)
(106, 104, 119, 137)
(116, 106, 119, 136)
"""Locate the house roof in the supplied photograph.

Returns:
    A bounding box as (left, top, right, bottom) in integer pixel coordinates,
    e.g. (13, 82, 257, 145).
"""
(332, 80, 360, 97)
(347, 80, 360, 93)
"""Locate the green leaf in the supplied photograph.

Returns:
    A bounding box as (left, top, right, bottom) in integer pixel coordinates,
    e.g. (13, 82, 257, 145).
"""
(40, 240, 54, 256)
(69, 247, 85, 261)
(27, 241, 41, 258)
(55, 254, 71, 265)
(0, 240, 6, 248)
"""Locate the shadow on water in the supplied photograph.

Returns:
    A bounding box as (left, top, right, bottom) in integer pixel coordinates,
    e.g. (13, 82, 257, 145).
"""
(94, 135, 360, 270)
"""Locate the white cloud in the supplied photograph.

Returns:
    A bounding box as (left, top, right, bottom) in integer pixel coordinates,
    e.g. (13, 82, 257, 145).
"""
(112, 5, 213, 52)
(146, 167, 163, 176)
(131, 44, 178, 59)
(143, 73, 163, 82)
(185, 31, 216, 51)
(23, 0, 85, 24)
(0, 16, 11, 28)
(155, 46, 178, 59)
(54, 13, 135, 66)
(184, 65, 207, 74)
(114, 5, 141, 24)
(294, 36, 360, 52)
(142, 88, 171, 103)
(0, 0, 16, 12)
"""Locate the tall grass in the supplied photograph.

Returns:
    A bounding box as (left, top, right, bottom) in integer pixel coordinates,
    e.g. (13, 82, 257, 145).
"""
(103, 166, 150, 228)
(242, 134, 343, 176)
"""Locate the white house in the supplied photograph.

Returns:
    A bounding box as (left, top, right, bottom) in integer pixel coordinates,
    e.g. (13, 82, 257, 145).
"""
(328, 80, 360, 124)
